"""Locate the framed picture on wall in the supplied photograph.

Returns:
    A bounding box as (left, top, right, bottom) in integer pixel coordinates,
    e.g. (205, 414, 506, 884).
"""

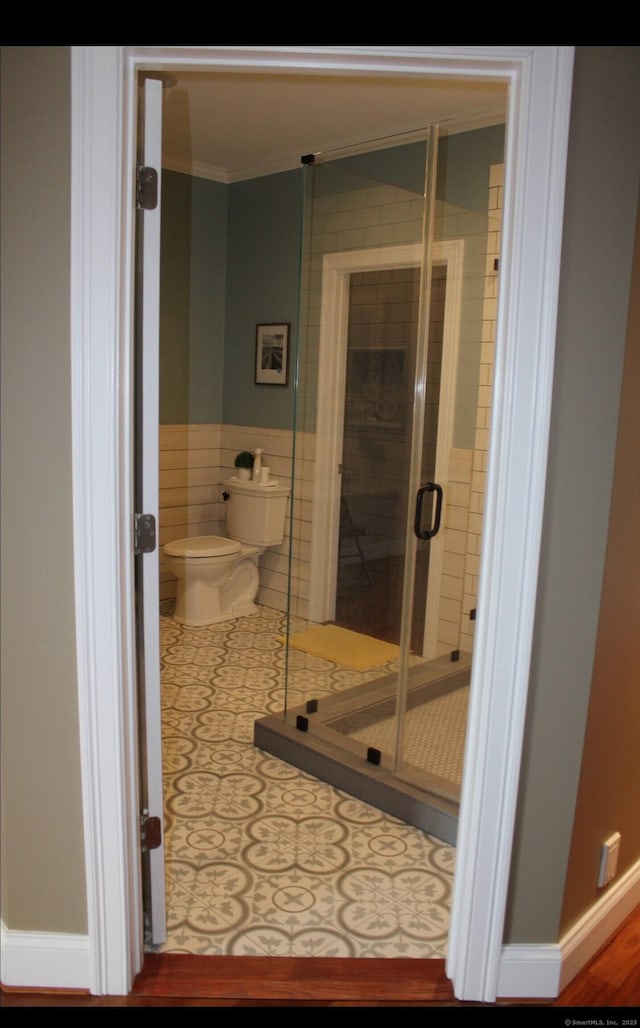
(255, 323, 290, 386)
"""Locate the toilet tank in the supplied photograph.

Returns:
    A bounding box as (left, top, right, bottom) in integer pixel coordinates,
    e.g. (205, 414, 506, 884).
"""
(223, 478, 290, 547)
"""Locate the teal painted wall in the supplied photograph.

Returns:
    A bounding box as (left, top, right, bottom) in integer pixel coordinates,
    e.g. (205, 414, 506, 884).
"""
(323, 139, 427, 194)
(224, 170, 304, 428)
(159, 127, 504, 431)
(159, 171, 228, 424)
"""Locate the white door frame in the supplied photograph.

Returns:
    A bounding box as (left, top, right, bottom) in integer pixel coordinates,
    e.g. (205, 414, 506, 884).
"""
(70, 45, 574, 999)
(310, 241, 463, 662)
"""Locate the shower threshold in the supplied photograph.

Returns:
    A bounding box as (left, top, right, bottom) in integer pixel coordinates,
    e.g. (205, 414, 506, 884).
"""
(254, 651, 471, 846)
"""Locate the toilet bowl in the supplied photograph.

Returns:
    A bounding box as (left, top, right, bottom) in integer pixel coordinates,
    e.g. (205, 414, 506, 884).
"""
(163, 535, 261, 626)
(164, 477, 290, 627)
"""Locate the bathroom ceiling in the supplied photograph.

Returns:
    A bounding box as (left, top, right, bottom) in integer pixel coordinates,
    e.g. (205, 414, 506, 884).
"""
(157, 70, 508, 183)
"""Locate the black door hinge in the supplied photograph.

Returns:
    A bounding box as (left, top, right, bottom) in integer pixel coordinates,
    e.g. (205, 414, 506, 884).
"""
(137, 165, 158, 210)
(134, 512, 156, 555)
(140, 810, 162, 852)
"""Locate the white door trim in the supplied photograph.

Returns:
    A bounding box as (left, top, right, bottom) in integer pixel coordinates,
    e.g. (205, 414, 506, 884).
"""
(70, 45, 575, 999)
(309, 240, 463, 654)
(70, 45, 143, 995)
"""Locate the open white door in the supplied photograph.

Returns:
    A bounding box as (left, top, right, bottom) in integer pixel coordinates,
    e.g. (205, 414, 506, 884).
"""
(134, 75, 166, 945)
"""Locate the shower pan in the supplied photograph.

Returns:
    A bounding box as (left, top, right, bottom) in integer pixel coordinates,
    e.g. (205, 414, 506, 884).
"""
(255, 123, 503, 845)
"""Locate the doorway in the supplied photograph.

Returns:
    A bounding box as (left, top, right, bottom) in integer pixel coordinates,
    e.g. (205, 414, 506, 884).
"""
(336, 264, 440, 650)
(153, 127, 472, 945)
(308, 240, 463, 647)
(71, 45, 575, 999)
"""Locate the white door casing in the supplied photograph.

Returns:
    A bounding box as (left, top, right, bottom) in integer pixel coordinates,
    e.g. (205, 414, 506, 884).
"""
(70, 45, 575, 999)
(310, 240, 463, 663)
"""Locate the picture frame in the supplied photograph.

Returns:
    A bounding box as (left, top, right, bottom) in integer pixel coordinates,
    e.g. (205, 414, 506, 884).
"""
(255, 323, 290, 386)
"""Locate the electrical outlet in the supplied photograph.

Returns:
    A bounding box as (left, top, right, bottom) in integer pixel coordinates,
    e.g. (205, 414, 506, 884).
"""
(597, 832, 621, 888)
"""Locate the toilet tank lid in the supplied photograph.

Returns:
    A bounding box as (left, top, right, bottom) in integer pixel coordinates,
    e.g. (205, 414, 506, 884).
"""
(164, 535, 241, 558)
(223, 478, 290, 496)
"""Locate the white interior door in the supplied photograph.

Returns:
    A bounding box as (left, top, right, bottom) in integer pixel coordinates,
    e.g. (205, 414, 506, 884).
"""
(134, 75, 166, 945)
(310, 240, 462, 650)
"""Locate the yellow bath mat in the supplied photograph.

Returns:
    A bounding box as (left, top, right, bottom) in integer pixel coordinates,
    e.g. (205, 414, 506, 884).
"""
(279, 625, 400, 670)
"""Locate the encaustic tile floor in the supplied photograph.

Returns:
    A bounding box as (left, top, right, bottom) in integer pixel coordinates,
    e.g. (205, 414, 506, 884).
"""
(155, 603, 457, 959)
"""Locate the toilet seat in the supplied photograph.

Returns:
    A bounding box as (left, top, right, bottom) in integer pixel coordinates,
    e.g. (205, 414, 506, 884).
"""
(164, 535, 241, 558)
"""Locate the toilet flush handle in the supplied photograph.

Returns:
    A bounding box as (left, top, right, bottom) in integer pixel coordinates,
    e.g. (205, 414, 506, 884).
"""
(222, 491, 230, 501)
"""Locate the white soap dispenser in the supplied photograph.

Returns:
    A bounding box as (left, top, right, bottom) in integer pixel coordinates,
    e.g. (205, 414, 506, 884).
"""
(253, 448, 263, 483)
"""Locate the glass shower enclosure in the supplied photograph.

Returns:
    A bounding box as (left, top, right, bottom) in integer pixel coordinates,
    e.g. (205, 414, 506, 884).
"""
(255, 122, 502, 845)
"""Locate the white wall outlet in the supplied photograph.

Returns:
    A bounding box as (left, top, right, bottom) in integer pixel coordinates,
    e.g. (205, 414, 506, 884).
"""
(597, 831, 621, 888)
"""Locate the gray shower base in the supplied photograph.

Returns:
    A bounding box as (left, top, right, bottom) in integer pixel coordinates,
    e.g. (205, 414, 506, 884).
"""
(254, 651, 471, 846)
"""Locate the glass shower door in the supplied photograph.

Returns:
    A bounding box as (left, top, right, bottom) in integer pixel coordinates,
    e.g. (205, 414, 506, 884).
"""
(255, 123, 501, 843)
(257, 129, 463, 838)
(336, 262, 448, 656)
(331, 253, 468, 803)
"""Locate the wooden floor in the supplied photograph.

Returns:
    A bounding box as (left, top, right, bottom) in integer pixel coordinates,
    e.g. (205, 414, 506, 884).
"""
(2, 905, 638, 1008)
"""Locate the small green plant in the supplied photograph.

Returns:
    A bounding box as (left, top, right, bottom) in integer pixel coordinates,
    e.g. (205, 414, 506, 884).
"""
(234, 450, 254, 470)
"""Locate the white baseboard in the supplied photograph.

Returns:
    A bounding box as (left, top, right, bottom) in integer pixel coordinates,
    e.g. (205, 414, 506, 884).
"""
(0, 922, 90, 992)
(497, 857, 640, 999)
(557, 858, 640, 993)
(497, 940, 562, 999)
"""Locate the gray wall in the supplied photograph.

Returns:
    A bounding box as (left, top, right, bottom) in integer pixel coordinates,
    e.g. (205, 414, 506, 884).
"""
(504, 45, 640, 942)
(561, 191, 640, 932)
(1, 44, 638, 960)
(0, 45, 87, 933)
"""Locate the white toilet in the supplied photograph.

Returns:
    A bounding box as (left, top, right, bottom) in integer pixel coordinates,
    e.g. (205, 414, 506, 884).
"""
(163, 477, 290, 627)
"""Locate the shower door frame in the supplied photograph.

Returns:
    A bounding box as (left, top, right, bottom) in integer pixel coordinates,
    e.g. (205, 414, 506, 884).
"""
(309, 239, 463, 660)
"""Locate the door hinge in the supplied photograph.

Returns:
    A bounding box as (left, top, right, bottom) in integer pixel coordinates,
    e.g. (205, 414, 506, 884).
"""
(137, 165, 158, 210)
(140, 810, 162, 852)
(134, 512, 156, 554)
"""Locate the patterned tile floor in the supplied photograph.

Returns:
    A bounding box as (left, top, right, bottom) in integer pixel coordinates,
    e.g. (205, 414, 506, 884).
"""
(155, 603, 457, 959)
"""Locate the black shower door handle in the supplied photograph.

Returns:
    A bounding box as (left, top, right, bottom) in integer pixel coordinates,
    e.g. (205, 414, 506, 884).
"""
(414, 482, 443, 540)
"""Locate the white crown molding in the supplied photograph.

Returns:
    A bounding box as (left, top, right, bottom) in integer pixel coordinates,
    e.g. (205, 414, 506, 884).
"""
(162, 108, 507, 184)
(162, 154, 231, 183)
